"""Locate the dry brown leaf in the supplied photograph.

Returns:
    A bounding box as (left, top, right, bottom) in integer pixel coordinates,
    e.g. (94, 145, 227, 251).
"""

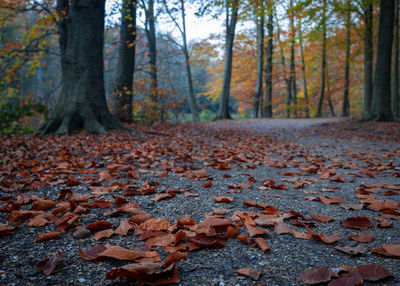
(341, 216, 373, 230)
(36, 251, 62, 275)
(34, 232, 62, 243)
(236, 267, 261, 280)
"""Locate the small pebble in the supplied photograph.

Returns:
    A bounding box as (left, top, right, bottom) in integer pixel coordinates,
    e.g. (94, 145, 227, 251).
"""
(73, 229, 91, 239)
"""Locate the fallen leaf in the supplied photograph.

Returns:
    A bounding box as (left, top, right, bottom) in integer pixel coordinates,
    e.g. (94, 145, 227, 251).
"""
(301, 267, 334, 284)
(151, 193, 175, 202)
(334, 245, 367, 256)
(140, 218, 171, 231)
(236, 267, 261, 280)
(86, 220, 113, 231)
(347, 232, 374, 243)
(78, 242, 108, 260)
(328, 271, 363, 286)
(309, 213, 333, 223)
(31, 199, 56, 211)
(212, 196, 233, 203)
(381, 244, 400, 257)
(254, 237, 270, 252)
(356, 264, 393, 281)
(341, 216, 373, 230)
(36, 251, 62, 275)
(93, 229, 114, 241)
(34, 232, 62, 243)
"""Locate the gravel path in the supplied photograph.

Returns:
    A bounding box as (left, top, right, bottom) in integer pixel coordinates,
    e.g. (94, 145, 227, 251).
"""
(0, 118, 399, 285)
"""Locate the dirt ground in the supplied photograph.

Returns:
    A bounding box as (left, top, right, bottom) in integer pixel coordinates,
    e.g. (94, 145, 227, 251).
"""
(0, 118, 399, 285)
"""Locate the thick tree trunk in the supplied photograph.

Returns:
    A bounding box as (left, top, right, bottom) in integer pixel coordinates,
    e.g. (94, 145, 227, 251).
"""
(316, 0, 327, 117)
(38, 0, 124, 136)
(181, 0, 200, 122)
(144, 0, 158, 115)
(289, 0, 297, 118)
(253, 2, 264, 118)
(342, 0, 351, 117)
(114, 0, 137, 123)
(363, 2, 373, 117)
(393, 0, 399, 117)
(264, 5, 273, 118)
(372, 0, 394, 121)
(299, 18, 310, 118)
(216, 0, 239, 120)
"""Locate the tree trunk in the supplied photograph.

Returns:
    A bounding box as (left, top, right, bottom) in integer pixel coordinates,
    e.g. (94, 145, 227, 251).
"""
(276, 13, 291, 118)
(393, 0, 399, 117)
(289, 0, 297, 118)
(38, 0, 124, 136)
(299, 18, 310, 118)
(253, 2, 264, 118)
(372, 0, 394, 121)
(316, 0, 327, 117)
(114, 0, 137, 123)
(216, 0, 239, 120)
(264, 4, 274, 118)
(180, 0, 200, 122)
(144, 0, 158, 116)
(342, 0, 351, 117)
(363, 1, 373, 117)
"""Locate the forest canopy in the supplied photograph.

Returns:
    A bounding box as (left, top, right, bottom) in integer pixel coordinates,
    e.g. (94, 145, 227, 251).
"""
(0, 0, 398, 134)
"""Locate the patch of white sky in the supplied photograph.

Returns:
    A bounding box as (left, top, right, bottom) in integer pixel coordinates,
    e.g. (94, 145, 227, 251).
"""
(105, 0, 228, 43)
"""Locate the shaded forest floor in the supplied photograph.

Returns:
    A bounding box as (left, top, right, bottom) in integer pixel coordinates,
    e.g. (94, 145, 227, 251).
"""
(0, 118, 399, 285)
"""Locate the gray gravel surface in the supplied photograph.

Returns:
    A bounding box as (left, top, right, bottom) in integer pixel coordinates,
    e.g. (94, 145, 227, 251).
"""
(0, 118, 399, 286)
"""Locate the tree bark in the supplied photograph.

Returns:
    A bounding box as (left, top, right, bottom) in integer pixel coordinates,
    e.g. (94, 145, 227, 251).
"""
(342, 0, 351, 117)
(316, 0, 327, 117)
(253, 1, 264, 118)
(114, 0, 137, 123)
(363, 1, 373, 118)
(264, 3, 274, 118)
(38, 0, 124, 136)
(289, 0, 297, 117)
(216, 0, 239, 120)
(299, 18, 310, 118)
(276, 13, 291, 118)
(180, 0, 200, 122)
(393, 0, 399, 117)
(144, 0, 158, 116)
(372, 0, 394, 121)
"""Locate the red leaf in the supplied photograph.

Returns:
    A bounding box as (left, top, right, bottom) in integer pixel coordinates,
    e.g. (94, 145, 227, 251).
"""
(301, 267, 334, 284)
(88, 200, 113, 209)
(236, 267, 261, 280)
(347, 232, 374, 243)
(212, 196, 233, 203)
(356, 264, 393, 281)
(86, 220, 113, 231)
(341, 216, 373, 230)
(36, 251, 62, 275)
(203, 181, 212, 188)
(34, 232, 62, 243)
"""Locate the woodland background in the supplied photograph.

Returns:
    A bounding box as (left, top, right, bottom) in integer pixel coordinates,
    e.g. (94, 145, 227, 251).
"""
(0, 0, 398, 134)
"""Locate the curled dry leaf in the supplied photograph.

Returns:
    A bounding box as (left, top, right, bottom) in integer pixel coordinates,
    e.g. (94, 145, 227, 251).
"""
(356, 264, 393, 281)
(254, 237, 270, 252)
(36, 251, 62, 275)
(212, 196, 233, 203)
(34, 231, 62, 243)
(93, 229, 114, 241)
(309, 213, 333, 223)
(0, 223, 14, 237)
(334, 245, 367, 256)
(347, 232, 374, 243)
(151, 193, 175, 202)
(341, 216, 373, 230)
(301, 267, 334, 284)
(328, 271, 363, 286)
(86, 220, 113, 231)
(114, 219, 135, 236)
(236, 267, 261, 281)
(186, 234, 227, 247)
(78, 242, 108, 260)
(274, 223, 291, 235)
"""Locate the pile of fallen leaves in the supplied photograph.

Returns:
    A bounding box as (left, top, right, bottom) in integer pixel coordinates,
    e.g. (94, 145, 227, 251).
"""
(0, 119, 399, 284)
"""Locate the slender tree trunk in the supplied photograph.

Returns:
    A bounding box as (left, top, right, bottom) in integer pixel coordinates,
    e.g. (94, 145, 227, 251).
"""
(144, 0, 158, 116)
(326, 68, 336, 116)
(393, 0, 399, 117)
(216, 0, 239, 120)
(38, 0, 124, 136)
(276, 14, 291, 118)
(180, 0, 200, 122)
(363, 1, 373, 117)
(114, 0, 137, 123)
(316, 0, 327, 117)
(372, 0, 394, 121)
(299, 18, 310, 118)
(342, 0, 351, 117)
(289, 0, 297, 117)
(264, 4, 274, 118)
(253, 2, 264, 118)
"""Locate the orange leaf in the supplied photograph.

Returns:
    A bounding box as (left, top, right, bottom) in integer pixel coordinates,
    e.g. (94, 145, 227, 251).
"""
(34, 232, 62, 243)
(254, 237, 270, 252)
(93, 229, 114, 241)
